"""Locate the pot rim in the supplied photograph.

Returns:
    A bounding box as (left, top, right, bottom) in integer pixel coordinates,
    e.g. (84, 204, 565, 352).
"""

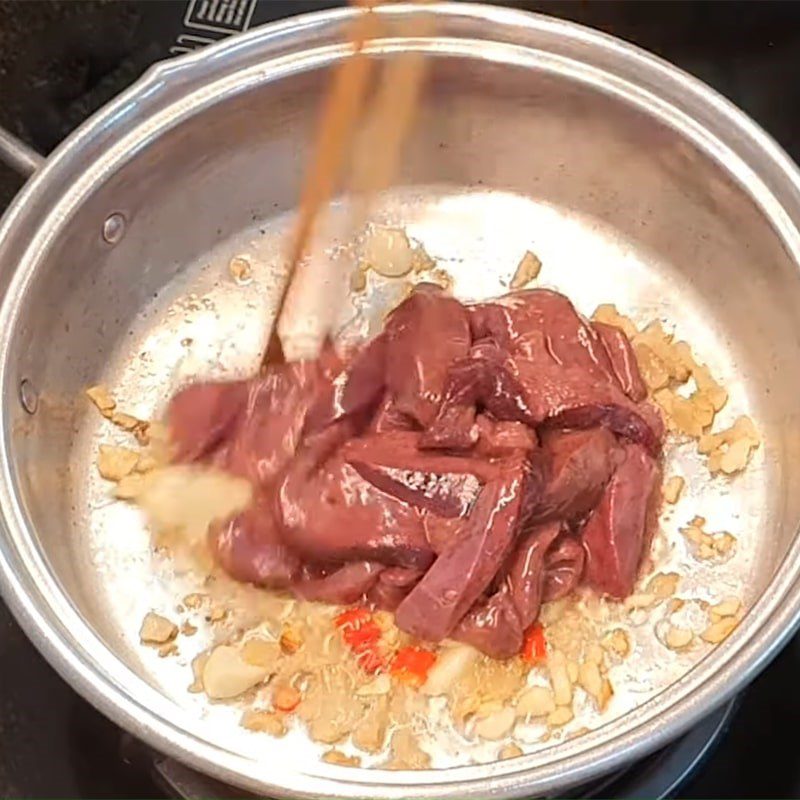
(1, 4, 800, 798)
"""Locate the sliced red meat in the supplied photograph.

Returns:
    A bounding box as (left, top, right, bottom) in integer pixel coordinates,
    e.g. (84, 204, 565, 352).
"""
(469, 289, 615, 381)
(342, 431, 499, 482)
(169, 286, 663, 656)
(449, 522, 574, 657)
(422, 344, 537, 447)
(514, 359, 663, 454)
(369, 394, 418, 433)
(210, 495, 300, 588)
(223, 362, 321, 486)
(167, 380, 248, 462)
(394, 458, 539, 642)
(531, 428, 621, 523)
(348, 462, 481, 518)
(342, 431, 496, 517)
(582, 443, 660, 597)
(543, 535, 585, 601)
(293, 561, 384, 604)
(504, 520, 563, 628)
(384, 284, 471, 427)
(474, 416, 538, 458)
(278, 426, 434, 570)
(304, 335, 387, 435)
(426, 343, 662, 454)
(593, 320, 647, 402)
(453, 588, 523, 659)
(366, 566, 424, 610)
(421, 513, 463, 554)
(418, 402, 477, 450)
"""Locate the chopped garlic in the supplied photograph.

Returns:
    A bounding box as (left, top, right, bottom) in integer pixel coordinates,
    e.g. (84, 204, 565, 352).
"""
(428, 267, 454, 292)
(567, 660, 580, 684)
(710, 597, 741, 619)
(602, 628, 631, 658)
(547, 706, 574, 727)
(680, 519, 736, 561)
(279, 626, 303, 654)
(586, 643, 605, 668)
(114, 472, 147, 500)
(411, 244, 436, 273)
(516, 686, 556, 718)
(510, 250, 542, 289)
(499, 743, 523, 760)
(139, 612, 177, 644)
(597, 678, 613, 711)
(592, 304, 638, 340)
(322, 750, 361, 767)
(241, 709, 287, 737)
(188, 652, 208, 693)
(228, 256, 253, 283)
(578, 660, 603, 702)
(664, 626, 693, 651)
(135, 452, 159, 473)
(719, 438, 753, 474)
(132, 421, 151, 446)
(547, 650, 573, 707)
(110, 411, 141, 431)
(421, 644, 477, 696)
(241, 638, 282, 669)
(654, 388, 713, 438)
(475, 706, 516, 741)
(273, 684, 302, 712)
(700, 415, 760, 475)
(663, 476, 685, 504)
(86, 385, 115, 415)
(202, 645, 270, 699)
(701, 616, 739, 644)
(692, 363, 728, 412)
(667, 597, 686, 615)
(624, 593, 656, 611)
(635, 344, 670, 392)
(158, 641, 178, 658)
(183, 592, 207, 609)
(362, 226, 415, 277)
(647, 572, 680, 600)
(97, 445, 140, 482)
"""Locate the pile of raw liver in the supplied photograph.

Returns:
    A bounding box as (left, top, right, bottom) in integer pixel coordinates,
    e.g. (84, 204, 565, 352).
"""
(168, 286, 663, 658)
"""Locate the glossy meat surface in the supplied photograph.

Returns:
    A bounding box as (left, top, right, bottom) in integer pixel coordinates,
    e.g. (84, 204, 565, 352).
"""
(166, 287, 663, 657)
(582, 442, 660, 598)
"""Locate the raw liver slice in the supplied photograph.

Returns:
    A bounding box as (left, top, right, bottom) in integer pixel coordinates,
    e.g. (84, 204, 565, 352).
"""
(384, 284, 471, 427)
(530, 428, 621, 523)
(167, 285, 664, 658)
(395, 458, 538, 642)
(593, 320, 647, 402)
(582, 443, 659, 597)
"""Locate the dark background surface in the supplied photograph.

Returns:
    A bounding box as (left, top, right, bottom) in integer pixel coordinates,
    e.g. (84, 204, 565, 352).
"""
(1, 1, 800, 797)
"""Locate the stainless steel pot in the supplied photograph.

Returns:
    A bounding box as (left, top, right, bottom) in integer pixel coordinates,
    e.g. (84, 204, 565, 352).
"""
(2, 3, 800, 797)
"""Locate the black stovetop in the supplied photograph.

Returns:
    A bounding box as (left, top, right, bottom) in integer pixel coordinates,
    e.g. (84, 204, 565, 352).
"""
(2, 1, 800, 797)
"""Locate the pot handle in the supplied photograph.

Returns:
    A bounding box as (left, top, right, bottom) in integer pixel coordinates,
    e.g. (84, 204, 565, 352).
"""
(0, 126, 46, 179)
